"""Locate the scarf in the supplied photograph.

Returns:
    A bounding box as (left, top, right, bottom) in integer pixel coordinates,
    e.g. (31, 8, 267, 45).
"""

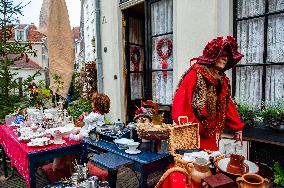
(191, 64, 231, 138)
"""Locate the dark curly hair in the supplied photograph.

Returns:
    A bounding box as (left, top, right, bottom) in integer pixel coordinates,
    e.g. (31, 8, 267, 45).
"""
(92, 93, 110, 114)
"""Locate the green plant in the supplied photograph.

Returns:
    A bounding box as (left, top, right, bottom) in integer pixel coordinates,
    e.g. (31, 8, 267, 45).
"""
(52, 73, 64, 94)
(235, 102, 256, 127)
(274, 162, 284, 187)
(28, 80, 52, 108)
(72, 72, 81, 101)
(260, 102, 284, 128)
(261, 102, 284, 120)
(67, 99, 92, 120)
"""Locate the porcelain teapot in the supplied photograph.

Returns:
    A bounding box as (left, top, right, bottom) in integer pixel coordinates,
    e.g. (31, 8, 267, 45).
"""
(191, 157, 212, 187)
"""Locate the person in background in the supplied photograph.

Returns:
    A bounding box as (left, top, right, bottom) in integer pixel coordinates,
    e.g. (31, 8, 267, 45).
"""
(28, 80, 38, 97)
(69, 92, 110, 140)
(133, 106, 153, 124)
(172, 36, 244, 151)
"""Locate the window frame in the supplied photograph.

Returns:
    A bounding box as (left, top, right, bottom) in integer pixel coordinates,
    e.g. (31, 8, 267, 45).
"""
(16, 29, 25, 41)
(232, 0, 284, 104)
(124, 0, 173, 122)
(145, 0, 173, 105)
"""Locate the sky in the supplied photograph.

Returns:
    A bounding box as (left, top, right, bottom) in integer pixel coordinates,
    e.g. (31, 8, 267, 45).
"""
(14, 0, 80, 28)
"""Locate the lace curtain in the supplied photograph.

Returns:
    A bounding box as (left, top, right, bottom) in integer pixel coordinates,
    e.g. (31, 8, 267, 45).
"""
(235, 0, 284, 107)
(129, 17, 144, 100)
(151, 0, 173, 105)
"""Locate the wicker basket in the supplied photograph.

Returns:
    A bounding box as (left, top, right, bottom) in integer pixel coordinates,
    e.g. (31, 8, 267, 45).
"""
(169, 122, 199, 173)
(136, 123, 170, 140)
(168, 116, 224, 174)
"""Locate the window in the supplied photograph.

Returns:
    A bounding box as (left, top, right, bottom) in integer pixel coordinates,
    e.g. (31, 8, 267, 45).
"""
(149, 0, 173, 105)
(233, 0, 284, 107)
(16, 30, 25, 41)
(124, 0, 173, 121)
(42, 45, 46, 60)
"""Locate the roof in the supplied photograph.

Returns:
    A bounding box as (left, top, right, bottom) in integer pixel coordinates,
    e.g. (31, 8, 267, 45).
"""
(12, 24, 46, 42)
(72, 27, 80, 40)
(2, 54, 42, 69)
(11, 58, 42, 69)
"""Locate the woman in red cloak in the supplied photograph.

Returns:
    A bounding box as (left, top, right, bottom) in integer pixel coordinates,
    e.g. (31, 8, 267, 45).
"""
(172, 36, 244, 151)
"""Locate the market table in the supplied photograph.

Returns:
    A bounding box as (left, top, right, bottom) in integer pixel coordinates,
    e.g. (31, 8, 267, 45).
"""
(82, 138, 173, 188)
(0, 125, 82, 188)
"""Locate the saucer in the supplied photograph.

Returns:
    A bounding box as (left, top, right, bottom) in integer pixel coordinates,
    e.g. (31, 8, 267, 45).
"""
(125, 149, 141, 154)
(217, 158, 259, 176)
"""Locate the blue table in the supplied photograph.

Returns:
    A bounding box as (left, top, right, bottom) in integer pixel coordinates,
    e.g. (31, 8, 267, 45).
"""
(82, 138, 173, 188)
(90, 152, 134, 188)
(28, 143, 82, 188)
(0, 125, 82, 188)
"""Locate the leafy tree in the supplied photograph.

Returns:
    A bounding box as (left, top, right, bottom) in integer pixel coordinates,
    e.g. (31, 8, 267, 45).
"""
(0, 0, 37, 121)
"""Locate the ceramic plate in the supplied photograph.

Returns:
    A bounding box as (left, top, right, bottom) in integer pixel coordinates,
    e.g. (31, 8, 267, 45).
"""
(125, 149, 141, 155)
(217, 158, 259, 176)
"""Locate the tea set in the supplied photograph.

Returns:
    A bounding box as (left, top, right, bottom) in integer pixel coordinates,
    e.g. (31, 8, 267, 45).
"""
(114, 138, 141, 154)
(216, 154, 259, 176)
(181, 150, 269, 188)
(27, 137, 53, 147)
(215, 154, 271, 188)
(14, 107, 78, 147)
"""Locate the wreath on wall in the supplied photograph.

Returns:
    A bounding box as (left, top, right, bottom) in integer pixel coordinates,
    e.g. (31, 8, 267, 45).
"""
(130, 46, 141, 80)
(156, 37, 173, 78)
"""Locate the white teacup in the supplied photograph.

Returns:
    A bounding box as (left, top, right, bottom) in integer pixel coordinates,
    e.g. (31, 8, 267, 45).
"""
(127, 142, 140, 151)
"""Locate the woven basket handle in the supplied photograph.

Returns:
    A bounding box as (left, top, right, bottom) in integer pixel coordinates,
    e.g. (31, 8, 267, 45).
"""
(178, 116, 188, 125)
(154, 167, 191, 188)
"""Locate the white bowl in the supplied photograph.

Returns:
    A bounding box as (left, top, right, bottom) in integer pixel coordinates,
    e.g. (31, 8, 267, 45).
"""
(127, 142, 140, 151)
(114, 138, 134, 150)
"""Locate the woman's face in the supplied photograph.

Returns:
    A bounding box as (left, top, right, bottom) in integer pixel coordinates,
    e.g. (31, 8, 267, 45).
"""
(135, 116, 151, 123)
(214, 50, 228, 71)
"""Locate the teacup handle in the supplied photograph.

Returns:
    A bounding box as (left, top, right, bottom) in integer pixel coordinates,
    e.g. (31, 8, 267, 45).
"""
(243, 163, 250, 174)
(236, 177, 243, 188)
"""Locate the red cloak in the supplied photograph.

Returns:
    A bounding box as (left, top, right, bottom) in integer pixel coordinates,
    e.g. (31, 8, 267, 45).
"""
(172, 64, 244, 151)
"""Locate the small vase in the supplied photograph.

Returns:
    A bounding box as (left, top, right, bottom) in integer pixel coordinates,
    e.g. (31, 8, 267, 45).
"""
(191, 159, 212, 188)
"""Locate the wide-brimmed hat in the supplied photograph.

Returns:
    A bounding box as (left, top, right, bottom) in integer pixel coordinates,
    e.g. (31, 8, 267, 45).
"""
(190, 36, 244, 71)
(133, 107, 153, 121)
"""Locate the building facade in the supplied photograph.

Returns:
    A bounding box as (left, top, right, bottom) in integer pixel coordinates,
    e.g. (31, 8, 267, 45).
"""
(81, 0, 284, 122)
(9, 24, 48, 92)
(72, 27, 85, 72)
(81, 0, 97, 63)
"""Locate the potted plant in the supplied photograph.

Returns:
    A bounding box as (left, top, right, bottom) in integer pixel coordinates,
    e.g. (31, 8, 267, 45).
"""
(260, 102, 284, 131)
(274, 162, 284, 187)
(235, 102, 257, 128)
(67, 99, 92, 120)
